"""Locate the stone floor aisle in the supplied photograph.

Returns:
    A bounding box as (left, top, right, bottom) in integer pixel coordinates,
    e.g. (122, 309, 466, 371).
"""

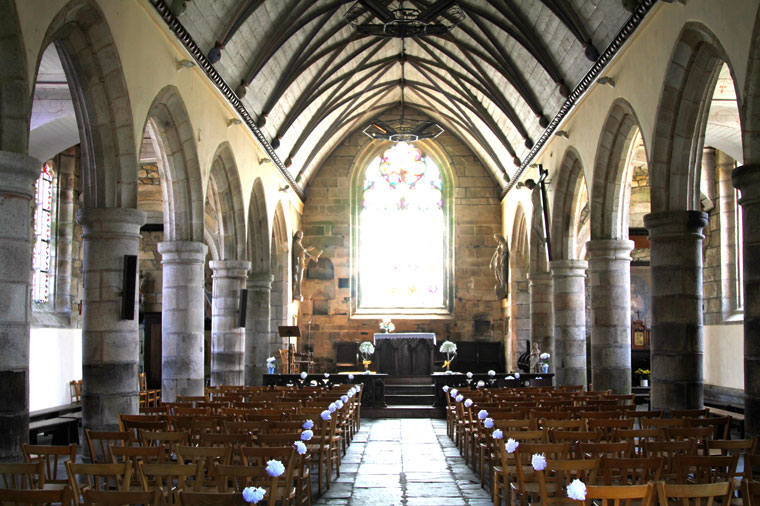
(314, 418, 493, 506)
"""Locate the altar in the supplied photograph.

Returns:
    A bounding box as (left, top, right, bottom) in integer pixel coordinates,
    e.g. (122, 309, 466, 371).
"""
(373, 333, 436, 376)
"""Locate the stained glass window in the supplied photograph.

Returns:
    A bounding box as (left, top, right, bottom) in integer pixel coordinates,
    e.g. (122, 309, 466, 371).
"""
(359, 142, 446, 310)
(32, 163, 54, 303)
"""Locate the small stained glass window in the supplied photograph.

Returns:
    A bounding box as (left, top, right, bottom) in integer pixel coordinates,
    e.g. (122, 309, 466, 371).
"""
(359, 142, 445, 310)
(32, 162, 54, 303)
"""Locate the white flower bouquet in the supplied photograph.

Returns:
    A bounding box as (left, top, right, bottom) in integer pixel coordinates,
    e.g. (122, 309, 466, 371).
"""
(440, 340, 457, 372)
(379, 318, 395, 333)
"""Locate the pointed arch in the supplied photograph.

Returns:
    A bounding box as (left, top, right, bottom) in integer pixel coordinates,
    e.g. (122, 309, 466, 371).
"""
(142, 86, 204, 242)
(207, 143, 246, 261)
(551, 148, 588, 260)
(509, 203, 530, 364)
(649, 22, 740, 212)
(247, 178, 271, 274)
(38, 0, 137, 208)
(270, 201, 289, 346)
(743, 3, 760, 165)
(591, 99, 648, 240)
(0, 0, 29, 153)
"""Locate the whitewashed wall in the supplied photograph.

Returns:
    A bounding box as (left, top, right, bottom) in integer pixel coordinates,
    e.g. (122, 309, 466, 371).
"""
(704, 324, 743, 390)
(29, 328, 82, 411)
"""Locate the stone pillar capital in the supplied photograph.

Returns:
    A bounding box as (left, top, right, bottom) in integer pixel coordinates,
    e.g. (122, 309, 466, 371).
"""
(733, 164, 760, 204)
(643, 210, 708, 240)
(76, 207, 146, 238)
(586, 239, 635, 261)
(0, 151, 41, 198)
(209, 260, 251, 280)
(158, 241, 208, 264)
(549, 259, 588, 276)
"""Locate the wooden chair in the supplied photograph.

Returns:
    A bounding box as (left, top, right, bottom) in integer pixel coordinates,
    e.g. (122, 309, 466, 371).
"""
(178, 491, 250, 506)
(85, 430, 132, 464)
(685, 417, 732, 441)
(578, 441, 633, 459)
(110, 445, 165, 486)
(22, 443, 78, 490)
(0, 486, 74, 505)
(239, 447, 298, 506)
(83, 489, 162, 505)
(575, 482, 656, 506)
(512, 443, 572, 506)
(643, 439, 699, 482)
(588, 419, 635, 441)
(551, 431, 603, 458)
(742, 480, 760, 506)
(535, 458, 600, 506)
(176, 446, 231, 491)
(65, 461, 132, 505)
(487, 429, 550, 504)
(0, 461, 46, 489)
(543, 419, 586, 432)
(643, 418, 686, 431)
(140, 430, 189, 459)
(303, 413, 332, 496)
(667, 427, 716, 456)
(614, 429, 666, 457)
(673, 454, 738, 488)
(706, 438, 757, 485)
(656, 481, 731, 506)
(672, 409, 709, 419)
(215, 464, 281, 506)
(70, 380, 82, 403)
(137, 462, 203, 504)
(599, 456, 664, 485)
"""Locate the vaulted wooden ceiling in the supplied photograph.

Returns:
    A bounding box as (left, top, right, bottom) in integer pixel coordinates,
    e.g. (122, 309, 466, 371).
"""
(160, 0, 638, 195)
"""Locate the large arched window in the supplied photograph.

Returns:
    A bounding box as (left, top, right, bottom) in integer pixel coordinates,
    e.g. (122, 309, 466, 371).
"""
(354, 142, 451, 314)
(32, 162, 56, 304)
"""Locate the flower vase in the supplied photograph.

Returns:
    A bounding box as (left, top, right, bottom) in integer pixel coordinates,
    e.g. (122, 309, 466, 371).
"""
(541, 363, 549, 374)
(267, 366, 275, 375)
(383, 328, 389, 333)
(640, 378, 649, 387)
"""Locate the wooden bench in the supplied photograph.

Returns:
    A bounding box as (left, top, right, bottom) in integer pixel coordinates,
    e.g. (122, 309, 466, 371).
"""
(707, 406, 745, 438)
(29, 417, 78, 445)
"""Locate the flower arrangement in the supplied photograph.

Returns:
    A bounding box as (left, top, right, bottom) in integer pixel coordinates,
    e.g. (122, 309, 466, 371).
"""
(266, 459, 285, 477)
(300, 430, 313, 441)
(464, 398, 473, 408)
(266, 356, 277, 374)
(488, 370, 496, 377)
(492, 429, 503, 440)
(300, 371, 308, 380)
(341, 395, 349, 403)
(635, 368, 651, 379)
(320, 410, 331, 421)
(483, 418, 494, 429)
(506, 438, 519, 453)
(440, 340, 457, 373)
(359, 341, 375, 371)
(531, 453, 547, 471)
(442, 385, 449, 393)
(294, 441, 307, 455)
(335, 400, 344, 409)
(302, 419, 314, 430)
(328, 402, 337, 413)
(539, 352, 550, 365)
(243, 487, 266, 504)
(477, 409, 489, 420)
(477, 380, 485, 388)
(379, 318, 395, 333)
(466, 372, 473, 379)
(455, 394, 464, 403)
(567, 479, 587, 501)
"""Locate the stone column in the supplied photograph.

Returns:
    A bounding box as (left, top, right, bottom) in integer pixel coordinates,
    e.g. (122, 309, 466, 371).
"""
(245, 273, 274, 386)
(78, 207, 146, 432)
(0, 152, 40, 461)
(54, 152, 75, 313)
(587, 240, 635, 394)
(550, 259, 588, 387)
(644, 210, 708, 411)
(733, 165, 760, 437)
(528, 271, 554, 372)
(209, 260, 250, 386)
(158, 241, 207, 401)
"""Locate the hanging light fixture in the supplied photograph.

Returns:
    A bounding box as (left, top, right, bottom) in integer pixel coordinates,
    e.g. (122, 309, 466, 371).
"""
(345, 0, 465, 38)
(363, 41, 444, 143)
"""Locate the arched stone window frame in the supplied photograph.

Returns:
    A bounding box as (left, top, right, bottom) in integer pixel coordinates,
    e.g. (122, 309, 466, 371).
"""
(349, 140, 454, 317)
(32, 160, 57, 309)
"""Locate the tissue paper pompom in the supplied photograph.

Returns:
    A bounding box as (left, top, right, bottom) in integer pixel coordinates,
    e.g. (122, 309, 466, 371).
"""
(455, 394, 464, 403)
(477, 380, 485, 388)
(335, 400, 344, 409)
(492, 429, 504, 440)
(300, 372, 308, 380)
(302, 419, 314, 430)
(442, 385, 450, 393)
(506, 438, 519, 453)
(488, 370, 496, 377)
(466, 372, 473, 379)
(484, 418, 494, 429)
(300, 430, 313, 441)
(242, 486, 266, 504)
(567, 479, 587, 501)
(531, 453, 547, 471)
(310, 380, 318, 386)
(266, 459, 285, 477)
(348, 374, 354, 380)
(328, 403, 337, 413)
(341, 395, 349, 403)
(514, 373, 520, 379)
(320, 410, 331, 421)
(464, 398, 473, 408)
(294, 441, 307, 455)
(477, 409, 489, 420)
(450, 389, 458, 397)
(324, 373, 330, 378)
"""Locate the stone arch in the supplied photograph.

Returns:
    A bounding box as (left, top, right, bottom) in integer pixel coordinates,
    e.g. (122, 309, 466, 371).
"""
(591, 99, 648, 240)
(247, 178, 271, 274)
(37, 0, 137, 208)
(509, 203, 530, 364)
(142, 86, 204, 242)
(650, 22, 738, 212)
(743, 3, 760, 164)
(550, 148, 588, 260)
(0, 0, 29, 153)
(270, 201, 289, 348)
(207, 143, 246, 261)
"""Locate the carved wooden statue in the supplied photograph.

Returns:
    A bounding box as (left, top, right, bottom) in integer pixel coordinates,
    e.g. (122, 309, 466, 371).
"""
(490, 233, 509, 299)
(292, 230, 322, 301)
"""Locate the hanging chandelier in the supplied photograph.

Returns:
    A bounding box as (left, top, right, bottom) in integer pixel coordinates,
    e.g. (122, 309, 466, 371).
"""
(345, 0, 465, 38)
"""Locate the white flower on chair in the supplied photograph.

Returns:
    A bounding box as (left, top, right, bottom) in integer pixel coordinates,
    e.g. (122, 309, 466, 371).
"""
(567, 479, 587, 501)
(242, 487, 266, 504)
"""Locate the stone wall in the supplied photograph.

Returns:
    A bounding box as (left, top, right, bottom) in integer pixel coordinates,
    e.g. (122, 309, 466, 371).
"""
(298, 126, 505, 371)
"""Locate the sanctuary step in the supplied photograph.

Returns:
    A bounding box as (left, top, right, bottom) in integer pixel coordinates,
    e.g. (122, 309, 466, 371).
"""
(362, 405, 446, 419)
(384, 376, 436, 406)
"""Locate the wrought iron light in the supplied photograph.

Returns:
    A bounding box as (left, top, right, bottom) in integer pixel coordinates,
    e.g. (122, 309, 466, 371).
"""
(345, 0, 465, 38)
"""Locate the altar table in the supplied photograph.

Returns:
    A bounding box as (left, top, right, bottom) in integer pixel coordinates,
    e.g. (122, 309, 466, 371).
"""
(373, 333, 436, 376)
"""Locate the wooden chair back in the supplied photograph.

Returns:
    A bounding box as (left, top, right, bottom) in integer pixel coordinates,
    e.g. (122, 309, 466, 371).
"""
(599, 456, 664, 485)
(673, 454, 738, 487)
(177, 491, 249, 506)
(536, 458, 600, 505)
(550, 430, 603, 457)
(493, 418, 538, 432)
(613, 428, 666, 457)
(706, 438, 757, 479)
(512, 442, 572, 497)
(0, 461, 45, 489)
(65, 461, 132, 505)
(22, 443, 77, 486)
(139, 430, 189, 458)
(588, 419, 635, 441)
(742, 479, 760, 506)
(0, 486, 74, 505)
(578, 441, 633, 459)
(666, 427, 715, 456)
(137, 462, 203, 503)
(176, 446, 231, 490)
(577, 482, 655, 506)
(110, 445, 165, 484)
(655, 480, 731, 506)
(214, 463, 279, 506)
(85, 430, 132, 464)
(643, 439, 698, 480)
(83, 489, 162, 506)
(671, 409, 709, 419)
(542, 419, 586, 432)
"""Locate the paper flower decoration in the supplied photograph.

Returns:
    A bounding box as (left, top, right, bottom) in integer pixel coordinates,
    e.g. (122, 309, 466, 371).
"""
(302, 419, 314, 430)
(294, 441, 307, 455)
(335, 400, 344, 409)
(466, 372, 473, 379)
(531, 453, 547, 471)
(493, 429, 504, 440)
(477, 409, 489, 420)
(567, 479, 587, 501)
(450, 389, 458, 397)
(540, 352, 550, 361)
(514, 373, 520, 379)
(300, 430, 313, 441)
(310, 380, 318, 386)
(359, 341, 376, 355)
(348, 373, 354, 380)
(328, 402, 337, 413)
(266, 459, 285, 477)
(440, 341, 457, 354)
(341, 395, 349, 403)
(477, 380, 485, 388)
(484, 418, 494, 429)
(300, 371, 308, 380)
(464, 398, 473, 408)
(506, 438, 519, 453)
(242, 486, 266, 504)
(442, 385, 450, 392)
(320, 410, 331, 421)
(488, 370, 496, 377)
(455, 394, 464, 403)
(324, 373, 330, 378)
